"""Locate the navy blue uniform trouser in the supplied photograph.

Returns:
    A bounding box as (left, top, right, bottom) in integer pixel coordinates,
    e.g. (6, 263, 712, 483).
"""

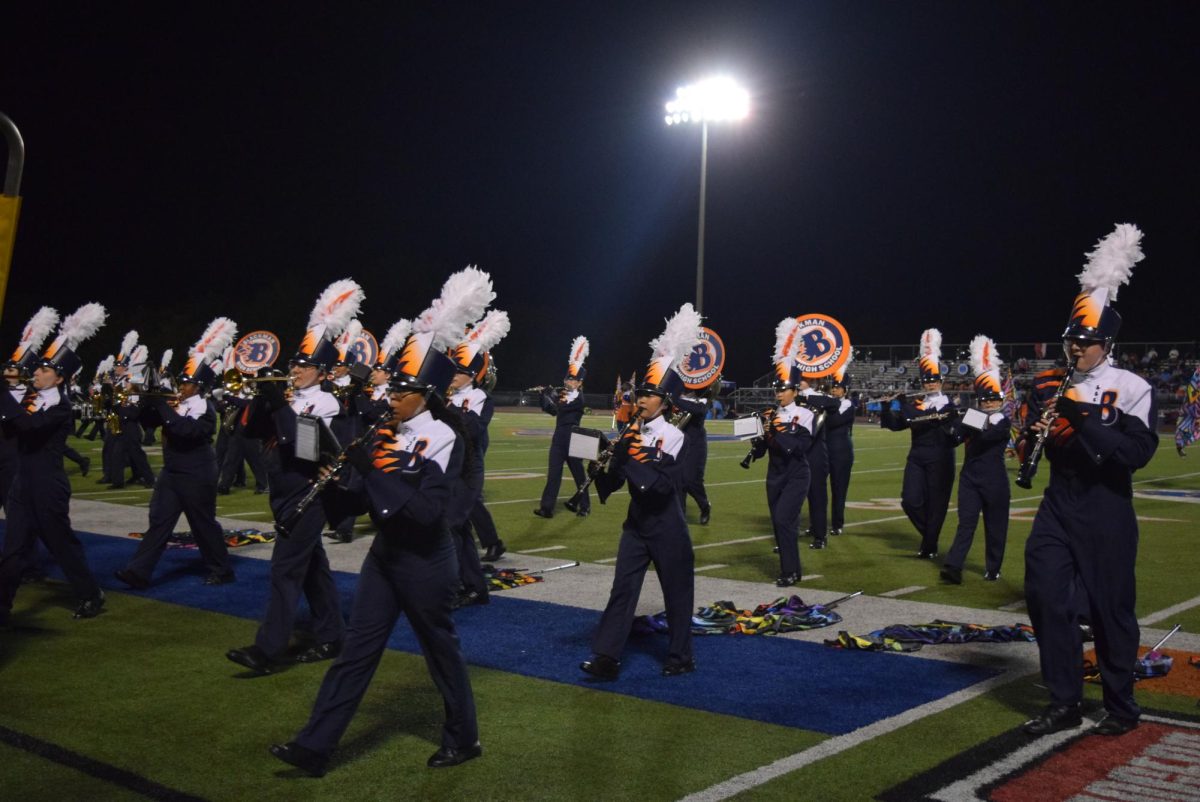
(768, 469, 809, 577)
(944, 470, 1009, 574)
(592, 525, 694, 666)
(0, 473, 100, 612)
(1024, 487, 1140, 721)
(255, 502, 344, 658)
(469, 497, 500, 548)
(539, 437, 589, 512)
(828, 443, 853, 530)
(452, 471, 489, 596)
(124, 468, 234, 582)
(295, 536, 478, 756)
(219, 431, 266, 491)
(114, 425, 155, 486)
(900, 452, 955, 553)
(805, 450, 829, 538)
(679, 432, 709, 513)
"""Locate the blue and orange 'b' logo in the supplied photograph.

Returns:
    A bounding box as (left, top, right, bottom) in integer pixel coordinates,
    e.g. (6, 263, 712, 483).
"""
(677, 327, 726, 390)
(792, 314, 850, 379)
(235, 331, 282, 373)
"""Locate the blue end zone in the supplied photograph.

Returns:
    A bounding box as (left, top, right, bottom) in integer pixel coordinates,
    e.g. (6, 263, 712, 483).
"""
(27, 530, 1000, 735)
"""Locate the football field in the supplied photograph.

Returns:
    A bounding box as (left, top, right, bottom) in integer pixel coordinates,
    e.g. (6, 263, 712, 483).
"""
(3, 410, 1199, 801)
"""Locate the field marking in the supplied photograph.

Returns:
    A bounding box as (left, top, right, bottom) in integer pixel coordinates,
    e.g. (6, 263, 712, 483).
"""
(595, 557, 618, 564)
(680, 671, 1021, 802)
(1139, 593, 1200, 627)
(880, 586, 926, 598)
(222, 511, 274, 519)
(523, 545, 567, 554)
(801, 574, 823, 581)
(693, 534, 771, 551)
(998, 600, 1027, 612)
(695, 564, 728, 572)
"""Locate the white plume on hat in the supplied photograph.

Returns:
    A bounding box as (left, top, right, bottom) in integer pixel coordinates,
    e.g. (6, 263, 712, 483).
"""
(191, 317, 237, 359)
(380, 318, 413, 359)
(920, 328, 942, 362)
(568, 335, 589, 371)
(650, 303, 702, 367)
(773, 317, 803, 364)
(1078, 223, 1144, 301)
(465, 309, 511, 353)
(56, 303, 108, 351)
(219, 346, 236, 372)
(308, 279, 366, 337)
(336, 319, 363, 351)
(95, 355, 114, 378)
(16, 306, 59, 354)
(119, 330, 139, 360)
(130, 344, 149, 367)
(969, 335, 1002, 376)
(160, 349, 174, 373)
(415, 267, 495, 351)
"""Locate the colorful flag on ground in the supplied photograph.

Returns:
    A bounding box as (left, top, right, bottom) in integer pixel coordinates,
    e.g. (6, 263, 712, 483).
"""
(1175, 366, 1200, 456)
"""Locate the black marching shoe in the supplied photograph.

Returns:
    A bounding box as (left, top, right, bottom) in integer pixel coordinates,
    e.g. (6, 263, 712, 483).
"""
(775, 572, 799, 588)
(575, 507, 590, 518)
(79, 456, 91, 477)
(226, 644, 277, 674)
(73, 591, 106, 619)
(114, 568, 150, 590)
(203, 572, 236, 586)
(564, 498, 580, 513)
(1093, 715, 1139, 736)
(427, 742, 482, 768)
(269, 742, 328, 777)
(916, 549, 938, 560)
(699, 506, 712, 525)
(533, 508, 553, 519)
(983, 570, 1001, 581)
(580, 654, 621, 681)
(482, 541, 506, 562)
(940, 565, 963, 585)
(294, 641, 342, 664)
(830, 527, 843, 536)
(662, 658, 696, 677)
(809, 539, 827, 550)
(772, 545, 780, 554)
(1022, 703, 1082, 736)
(453, 590, 490, 609)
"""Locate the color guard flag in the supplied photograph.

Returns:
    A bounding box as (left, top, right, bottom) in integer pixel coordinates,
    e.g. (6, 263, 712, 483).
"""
(1175, 366, 1200, 456)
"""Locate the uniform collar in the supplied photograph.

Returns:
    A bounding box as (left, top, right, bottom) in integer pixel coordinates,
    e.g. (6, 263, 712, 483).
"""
(399, 409, 435, 434)
(293, 382, 323, 400)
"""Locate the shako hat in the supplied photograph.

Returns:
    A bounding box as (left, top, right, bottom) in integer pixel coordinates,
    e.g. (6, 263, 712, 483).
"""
(292, 279, 365, 370)
(39, 303, 107, 379)
(639, 303, 701, 400)
(918, 328, 943, 382)
(1062, 223, 1144, 345)
(115, 330, 139, 368)
(452, 309, 510, 383)
(392, 266, 495, 396)
(376, 318, 412, 377)
(969, 334, 1003, 401)
(179, 317, 237, 388)
(7, 306, 59, 374)
(831, 349, 853, 389)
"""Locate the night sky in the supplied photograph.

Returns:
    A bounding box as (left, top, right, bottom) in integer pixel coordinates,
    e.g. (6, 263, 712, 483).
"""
(2, 3, 1197, 389)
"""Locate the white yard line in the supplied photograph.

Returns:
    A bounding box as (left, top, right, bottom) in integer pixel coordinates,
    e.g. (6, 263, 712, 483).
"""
(1139, 593, 1200, 627)
(880, 586, 926, 598)
(523, 545, 567, 554)
(694, 564, 728, 572)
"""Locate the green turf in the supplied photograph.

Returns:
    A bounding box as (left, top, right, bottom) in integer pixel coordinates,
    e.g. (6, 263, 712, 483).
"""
(4, 411, 1194, 799)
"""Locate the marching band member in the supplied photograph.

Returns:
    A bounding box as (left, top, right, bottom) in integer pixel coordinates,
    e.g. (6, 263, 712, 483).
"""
(447, 309, 510, 605)
(880, 328, 957, 558)
(1022, 224, 1157, 738)
(324, 320, 365, 544)
(77, 357, 111, 441)
(226, 280, 363, 674)
(754, 318, 815, 587)
(581, 303, 699, 680)
(114, 319, 238, 589)
(269, 268, 490, 775)
(825, 356, 856, 537)
(534, 336, 590, 518)
(109, 335, 156, 489)
(799, 374, 838, 549)
(940, 336, 1010, 585)
(3, 307, 61, 514)
(0, 304, 108, 625)
(216, 347, 269, 496)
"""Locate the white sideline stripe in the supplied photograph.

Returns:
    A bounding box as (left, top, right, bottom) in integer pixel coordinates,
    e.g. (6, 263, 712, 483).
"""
(523, 545, 567, 554)
(694, 534, 771, 551)
(801, 574, 823, 581)
(880, 586, 926, 598)
(998, 600, 1028, 612)
(680, 672, 1021, 802)
(1139, 593, 1200, 627)
(595, 557, 618, 564)
(694, 564, 728, 572)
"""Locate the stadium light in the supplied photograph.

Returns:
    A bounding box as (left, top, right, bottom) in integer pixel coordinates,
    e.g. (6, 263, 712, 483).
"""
(665, 77, 749, 315)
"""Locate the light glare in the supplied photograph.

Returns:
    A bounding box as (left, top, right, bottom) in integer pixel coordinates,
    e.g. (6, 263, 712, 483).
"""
(663, 77, 749, 125)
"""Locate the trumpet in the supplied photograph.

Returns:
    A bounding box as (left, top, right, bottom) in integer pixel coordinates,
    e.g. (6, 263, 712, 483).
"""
(222, 369, 291, 396)
(1015, 365, 1075, 489)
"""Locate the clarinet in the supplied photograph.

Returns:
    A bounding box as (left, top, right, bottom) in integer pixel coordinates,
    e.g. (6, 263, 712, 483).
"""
(739, 407, 776, 469)
(568, 410, 642, 504)
(277, 416, 387, 537)
(1015, 365, 1076, 489)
